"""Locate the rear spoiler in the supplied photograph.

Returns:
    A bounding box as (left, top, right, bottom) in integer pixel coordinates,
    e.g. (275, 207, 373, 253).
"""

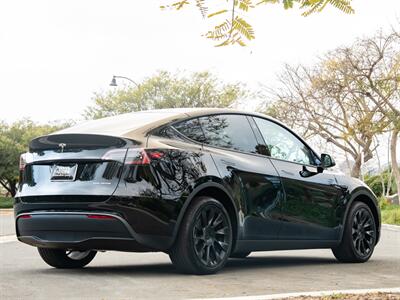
(29, 134, 127, 152)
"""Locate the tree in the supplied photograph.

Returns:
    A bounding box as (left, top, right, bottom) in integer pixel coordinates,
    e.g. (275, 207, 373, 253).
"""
(84, 71, 249, 119)
(161, 0, 354, 46)
(336, 31, 400, 201)
(264, 32, 399, 179)
(0, 120, 66, 197)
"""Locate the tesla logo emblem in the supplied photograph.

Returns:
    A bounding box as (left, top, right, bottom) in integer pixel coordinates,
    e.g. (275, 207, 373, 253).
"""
(58, 143, 66, 152)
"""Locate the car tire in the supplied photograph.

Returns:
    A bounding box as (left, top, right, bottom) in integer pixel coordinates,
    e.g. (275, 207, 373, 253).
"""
(332, 201, 377, 263)
(230, 252, 251, 259)
(38, 248, 97, 268)
(169, 196, 233, 275)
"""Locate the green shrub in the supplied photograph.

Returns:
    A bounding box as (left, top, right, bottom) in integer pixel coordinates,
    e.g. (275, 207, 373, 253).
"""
(0, 196, 14, 209)
(381, 204, 400, 225)
(378, 196, 391, 210)
(364, 169, 397, 197)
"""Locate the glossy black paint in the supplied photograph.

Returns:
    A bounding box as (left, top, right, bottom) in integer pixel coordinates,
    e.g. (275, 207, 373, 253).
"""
(15, 111, 381, 254)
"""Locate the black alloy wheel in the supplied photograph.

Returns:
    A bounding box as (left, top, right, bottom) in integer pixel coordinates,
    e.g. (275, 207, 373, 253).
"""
(192, 204, 231, 267)
(169, 196, 233, 274)
(332, 201, 377, 263)
(351, 207, 376, 258)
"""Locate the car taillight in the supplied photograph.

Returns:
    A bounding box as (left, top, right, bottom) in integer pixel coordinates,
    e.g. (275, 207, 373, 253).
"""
(125, 149, 164, 165)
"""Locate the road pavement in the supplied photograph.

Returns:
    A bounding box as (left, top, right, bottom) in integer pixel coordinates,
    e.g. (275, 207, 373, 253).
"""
(0, 211, 399, 299)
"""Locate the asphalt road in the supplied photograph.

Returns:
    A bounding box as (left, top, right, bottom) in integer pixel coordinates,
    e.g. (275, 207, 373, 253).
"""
(0, 211, 399, 300)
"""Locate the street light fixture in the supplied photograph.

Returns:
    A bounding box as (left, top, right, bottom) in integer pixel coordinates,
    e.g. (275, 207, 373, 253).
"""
(109, 75, 139, 87)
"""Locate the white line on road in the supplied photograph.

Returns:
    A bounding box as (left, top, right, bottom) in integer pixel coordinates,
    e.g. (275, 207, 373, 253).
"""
(0, 234, 17, 244)
(193, 287, 400, 300)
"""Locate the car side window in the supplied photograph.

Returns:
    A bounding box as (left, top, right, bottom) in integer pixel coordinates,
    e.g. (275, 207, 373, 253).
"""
(172, 118, 206, 143)
(199, 114, 259, 153)
(254, 117, 316, 165)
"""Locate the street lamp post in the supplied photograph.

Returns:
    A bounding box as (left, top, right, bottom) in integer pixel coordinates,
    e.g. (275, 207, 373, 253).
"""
(109, 75, 139, 87)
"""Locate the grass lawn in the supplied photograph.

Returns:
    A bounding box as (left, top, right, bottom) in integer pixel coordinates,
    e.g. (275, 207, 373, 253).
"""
(381, 204, 400, 226)
(0, 196, 14, 209)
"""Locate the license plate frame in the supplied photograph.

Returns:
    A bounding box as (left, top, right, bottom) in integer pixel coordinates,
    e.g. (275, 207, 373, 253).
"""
(51, 164, 78, 181)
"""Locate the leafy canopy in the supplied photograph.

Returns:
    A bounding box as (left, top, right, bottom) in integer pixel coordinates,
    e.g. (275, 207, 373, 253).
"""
(0, 120, 67, 196)
(263, 31, 400, 179)
(161, 0, 354, 46)
(84, 71, 249, 119)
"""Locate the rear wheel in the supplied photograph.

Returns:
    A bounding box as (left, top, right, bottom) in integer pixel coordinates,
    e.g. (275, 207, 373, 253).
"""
(38, 248, 97, 268)
(169, 196, 233, 275)
(332, 201, 377, 263)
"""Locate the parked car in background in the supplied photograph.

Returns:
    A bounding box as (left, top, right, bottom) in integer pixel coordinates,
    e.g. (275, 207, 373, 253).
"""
(15, 108, 380, 274)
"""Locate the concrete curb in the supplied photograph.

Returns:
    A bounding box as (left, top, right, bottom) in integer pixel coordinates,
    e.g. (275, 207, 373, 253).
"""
(193, 287, 400, 300)
(0, 234, 17, 244)
(0, 208, 14, 216)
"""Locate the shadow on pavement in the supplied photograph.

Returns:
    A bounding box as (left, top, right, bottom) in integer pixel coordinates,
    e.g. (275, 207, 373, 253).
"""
(226, 256, 337, 271)
(32, 255, 338, 277)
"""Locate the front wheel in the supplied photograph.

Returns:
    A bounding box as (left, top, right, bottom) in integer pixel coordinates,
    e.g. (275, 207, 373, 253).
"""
(38, 248, 97, 268)
(332, 201, 377, 263)
(169, 196, 233, 275)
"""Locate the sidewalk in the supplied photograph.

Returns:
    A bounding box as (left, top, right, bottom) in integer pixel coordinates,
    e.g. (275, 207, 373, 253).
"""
(0, 209, 15, 236)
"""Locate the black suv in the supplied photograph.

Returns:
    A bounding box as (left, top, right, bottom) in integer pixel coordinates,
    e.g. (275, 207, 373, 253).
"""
(15, 108, 380, 274)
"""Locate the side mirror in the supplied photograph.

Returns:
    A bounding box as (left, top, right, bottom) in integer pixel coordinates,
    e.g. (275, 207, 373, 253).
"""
(321, 153, 335, 169)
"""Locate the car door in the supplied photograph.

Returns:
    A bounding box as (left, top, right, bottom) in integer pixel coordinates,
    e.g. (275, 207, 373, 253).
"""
(197, 114, 284, 240)
(253, 117, 343, 241)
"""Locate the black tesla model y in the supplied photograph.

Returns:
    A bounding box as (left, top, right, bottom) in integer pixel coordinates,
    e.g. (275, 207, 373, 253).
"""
(15, 108, 380, 274)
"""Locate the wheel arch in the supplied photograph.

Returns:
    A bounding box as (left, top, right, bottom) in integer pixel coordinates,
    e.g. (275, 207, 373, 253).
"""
(171, 181, 239, 251)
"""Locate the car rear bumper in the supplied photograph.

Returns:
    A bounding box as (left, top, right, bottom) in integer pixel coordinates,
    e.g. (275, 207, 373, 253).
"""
(16, 212, 156, 252)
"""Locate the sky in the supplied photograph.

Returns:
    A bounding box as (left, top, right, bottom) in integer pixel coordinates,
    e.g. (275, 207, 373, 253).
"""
(0, 0, 399, 125)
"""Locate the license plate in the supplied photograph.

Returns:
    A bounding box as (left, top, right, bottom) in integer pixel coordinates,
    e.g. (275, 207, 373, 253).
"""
(51, 164, 78, 181)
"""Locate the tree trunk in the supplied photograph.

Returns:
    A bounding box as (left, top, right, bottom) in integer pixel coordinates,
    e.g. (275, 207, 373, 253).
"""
(375, 146, 385, 196)
(0, 179, 17, 197)
(390, 128, 400, 205)
(386, 132, 393, 196)
(351, 155, 362, 178)
(9, 181, 17, 197)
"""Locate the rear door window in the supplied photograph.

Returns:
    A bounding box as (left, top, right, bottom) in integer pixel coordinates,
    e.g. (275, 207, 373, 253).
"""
(199, 114, 259, 153)
(172, 118, 206, 143)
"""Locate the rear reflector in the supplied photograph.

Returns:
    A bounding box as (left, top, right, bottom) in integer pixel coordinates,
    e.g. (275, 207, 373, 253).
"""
(19, 214, 32, 219)
(86, 214, 115, 220)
